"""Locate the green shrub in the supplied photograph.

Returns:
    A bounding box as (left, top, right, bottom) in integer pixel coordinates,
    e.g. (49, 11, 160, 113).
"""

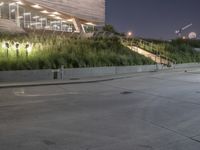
(0, 35, 154, 70)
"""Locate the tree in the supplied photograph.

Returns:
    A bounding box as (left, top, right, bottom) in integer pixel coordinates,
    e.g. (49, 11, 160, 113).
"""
(103, 24, 117, 33)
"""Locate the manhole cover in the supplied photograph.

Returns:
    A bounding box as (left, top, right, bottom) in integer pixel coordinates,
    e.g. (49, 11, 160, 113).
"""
(120, 91, 133, 95)
(196, 91, 200, 94)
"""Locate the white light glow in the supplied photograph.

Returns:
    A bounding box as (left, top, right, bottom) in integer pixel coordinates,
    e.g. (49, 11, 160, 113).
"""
(41, 10, 49, 14)
(0, 2, 4, 6)
(33, 16, 40, 19)
(16, 1, 24, 5)
(86, 22, 95, 26)
(39, 18, 47, 21)
(31, 4, 42, 9)
(26, 43, 33, 53)
(24, 12, 31, 16)
(52, 12, 61, 15)
(67, 19, 73, 22)
(127, 32, 132, 37)
(9, 3, 16, 6)
(49, 14, 56, 17)
(54, 16, 62, 20)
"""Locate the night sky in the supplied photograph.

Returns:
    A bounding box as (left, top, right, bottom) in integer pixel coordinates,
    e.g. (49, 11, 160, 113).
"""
(106, 0, 200, 39)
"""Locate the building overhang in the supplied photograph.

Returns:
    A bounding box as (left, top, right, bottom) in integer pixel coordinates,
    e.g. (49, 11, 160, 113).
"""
(2, 0, 105, 26)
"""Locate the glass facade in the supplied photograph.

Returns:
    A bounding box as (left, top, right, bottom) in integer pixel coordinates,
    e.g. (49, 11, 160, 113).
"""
(0, 1, 96, 33)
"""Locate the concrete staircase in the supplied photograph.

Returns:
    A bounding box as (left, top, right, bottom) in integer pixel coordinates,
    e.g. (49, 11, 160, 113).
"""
(127, 45, 172, 65)
(122, 39, 175, 66)
(0, 19, 25, 34)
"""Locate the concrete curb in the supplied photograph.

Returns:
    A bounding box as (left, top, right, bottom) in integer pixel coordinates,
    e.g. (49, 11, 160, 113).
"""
(0, 74, 135, 89)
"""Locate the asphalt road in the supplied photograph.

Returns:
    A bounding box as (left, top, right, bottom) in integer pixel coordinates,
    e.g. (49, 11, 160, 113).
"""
(1, 70, 200, 150)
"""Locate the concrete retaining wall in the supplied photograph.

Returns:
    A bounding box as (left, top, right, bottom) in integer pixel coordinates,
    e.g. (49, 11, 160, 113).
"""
(0, 63, 199, 82)
(0, 65, 159, 82)
(63, 67, 116, 79)
(0, 70, 53, 82)
(174, 63, 200, 69)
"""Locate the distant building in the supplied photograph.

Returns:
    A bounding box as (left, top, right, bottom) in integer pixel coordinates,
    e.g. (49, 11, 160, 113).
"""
(0, 0, 105, 34)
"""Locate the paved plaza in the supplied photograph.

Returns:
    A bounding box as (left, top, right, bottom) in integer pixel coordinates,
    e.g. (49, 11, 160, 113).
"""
(1, 70, 200, 149)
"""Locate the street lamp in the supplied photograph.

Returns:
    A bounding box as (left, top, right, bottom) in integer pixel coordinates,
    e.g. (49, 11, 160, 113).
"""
(127, 31, 132, 37)
(127, 31, 133, 46)
(25, 43, 32, 57)
(2, 42, 10, 57)
(15, 42, 20, 57)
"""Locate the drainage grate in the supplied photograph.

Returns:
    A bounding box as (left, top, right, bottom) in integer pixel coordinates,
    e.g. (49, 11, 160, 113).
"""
(120, 91, 133, 95)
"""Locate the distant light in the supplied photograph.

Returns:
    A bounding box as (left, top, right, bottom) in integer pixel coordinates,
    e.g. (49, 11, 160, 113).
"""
(31, 4, 42, 9)
(188, 32, 197, 39)
(127, 32, 132, 36)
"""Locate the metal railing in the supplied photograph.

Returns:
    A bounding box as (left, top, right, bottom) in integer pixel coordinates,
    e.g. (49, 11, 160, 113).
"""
(122, 38, 176, 66)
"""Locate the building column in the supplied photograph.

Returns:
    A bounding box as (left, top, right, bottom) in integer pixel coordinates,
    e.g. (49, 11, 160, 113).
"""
(72, 18, 84, 33)
(16, 3, 20, 27)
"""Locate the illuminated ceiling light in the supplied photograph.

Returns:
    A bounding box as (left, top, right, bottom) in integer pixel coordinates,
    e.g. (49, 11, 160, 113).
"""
(24, 12, 31, 16)
(52, 12, 61, 15)
(86, 22, 95, 26)
(31, 4, 42, 9)
(39, 18, 47, 21)
(16, 1, 24, 5)
(67, 18, 73, 22)
(49, 14, 55, 17)
(32, 16, 40, 19)
(40, 10, 49, 14)
(0, 2, 4, 6)
(62, 20, 67, 23)
(54, 16, 62, 20)
(9, 2, 16, 6)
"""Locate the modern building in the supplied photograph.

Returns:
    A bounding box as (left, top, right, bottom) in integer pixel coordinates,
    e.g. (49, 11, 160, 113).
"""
(0, 0, 105, 34)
